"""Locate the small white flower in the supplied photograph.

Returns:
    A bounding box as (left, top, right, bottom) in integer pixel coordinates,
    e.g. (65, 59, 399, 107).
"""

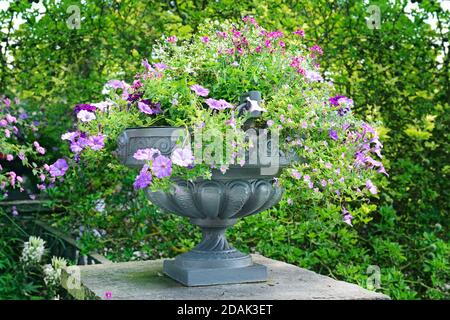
(77, 110, 96, 122)
(92, 101, 115, 113)
(61, 131, 78, 141)
(21, 236, 46, 266)
(94, 199, 106, 213)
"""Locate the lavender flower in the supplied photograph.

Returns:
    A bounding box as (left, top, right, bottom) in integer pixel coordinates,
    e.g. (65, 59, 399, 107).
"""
(205, 98, 234, 110)
(365, 179, 378, 195)
(133, 148, 161, 161)
(291, 169, 301, 179)
(48, 159, 69, 177)
(87, 134, 105, 151)
(190, 84, 209, 97)
(342, 207, 353, 226)
(171, 147, 194, 167)
(137, 100, 162, 115)
(151, 155, 172, 178)
(133, 165, 152, 189)
(305, 70, 323, 82)
(329, 128, 339, 141)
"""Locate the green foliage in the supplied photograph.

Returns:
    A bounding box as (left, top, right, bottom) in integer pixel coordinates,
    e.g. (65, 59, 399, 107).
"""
(0, 210, 68, 299)
(1, 0, 449, 299)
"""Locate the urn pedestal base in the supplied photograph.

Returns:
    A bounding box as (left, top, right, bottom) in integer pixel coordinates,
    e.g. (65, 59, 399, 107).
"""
(162, 219, 268, 286)
(163, 256, 267, 287)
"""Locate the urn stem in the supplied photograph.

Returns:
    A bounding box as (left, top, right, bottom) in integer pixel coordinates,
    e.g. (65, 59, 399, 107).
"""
(194, 226, 232, 252)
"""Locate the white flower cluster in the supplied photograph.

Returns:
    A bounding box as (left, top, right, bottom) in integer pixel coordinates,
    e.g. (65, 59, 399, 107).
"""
(20, 236, 46, 266)
(43, 257, 68, 287)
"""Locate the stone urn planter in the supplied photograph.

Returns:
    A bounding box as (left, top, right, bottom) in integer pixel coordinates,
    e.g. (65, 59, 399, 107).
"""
(116, 94, 288, 286)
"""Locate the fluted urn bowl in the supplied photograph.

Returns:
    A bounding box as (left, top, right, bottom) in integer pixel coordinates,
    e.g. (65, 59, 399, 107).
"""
(117, 126, 287, 286)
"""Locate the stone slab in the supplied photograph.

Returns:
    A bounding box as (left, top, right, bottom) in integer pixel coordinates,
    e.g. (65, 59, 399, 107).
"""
(61, 254, 390, 300)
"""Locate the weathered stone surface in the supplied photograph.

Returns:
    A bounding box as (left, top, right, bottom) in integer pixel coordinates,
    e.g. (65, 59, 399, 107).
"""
(61, 254, 389, 300)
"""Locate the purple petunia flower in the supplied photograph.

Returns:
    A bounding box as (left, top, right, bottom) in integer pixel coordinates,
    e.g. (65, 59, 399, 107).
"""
(128, 91, 144, 104)
(137, 100, 162, 115)
(142, 59, 152, 71)
(171, 147, 194, 167)
(329, 128, 339, 141)
(133, 165, 152, 189)
(109, 80, 127, 90)
(365, 179, 378, 195)
(133, 148, 161, 161)
(342, 206, 353, 226)
(293, 29, 305, 37)
(74, 104, 96, 114)
(49, 158, 69, 177)
(153, 63, 168, 71)
(88, 134, 105, 151)
(205, 98, 234, 111)
(190, 84, 209, 97)
(151, 155, 172, 178)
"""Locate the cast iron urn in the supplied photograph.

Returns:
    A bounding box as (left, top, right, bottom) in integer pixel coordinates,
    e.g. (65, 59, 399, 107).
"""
(116, 92, 288, 286)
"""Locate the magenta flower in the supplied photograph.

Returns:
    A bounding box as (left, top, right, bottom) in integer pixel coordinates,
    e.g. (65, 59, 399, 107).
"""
(151, 155, 172, 178)
(190, 84, 209, 97)
(205, 98, 233, 110)
(329, 129, 339, 141)
(137, 100, 162, 115)
(201, 36, 209, 43)
(8, 171, 16, 186)
(5, 114, 17, 123)
(310, 44, 323, 55)
(88, 134, 105, 151)
(49, 159, 69, 177)
(293, 29, 305, 37)
(133, 148, 161, 161)
(171, 147, 194, 167)
(133, 165, 152, 190)
(6, 154, 13, 161)
(217, 31, 227, 38)
(33, 141, 46, 155)
(167, 35, 177, 43)
(0, 119, 7, 127)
